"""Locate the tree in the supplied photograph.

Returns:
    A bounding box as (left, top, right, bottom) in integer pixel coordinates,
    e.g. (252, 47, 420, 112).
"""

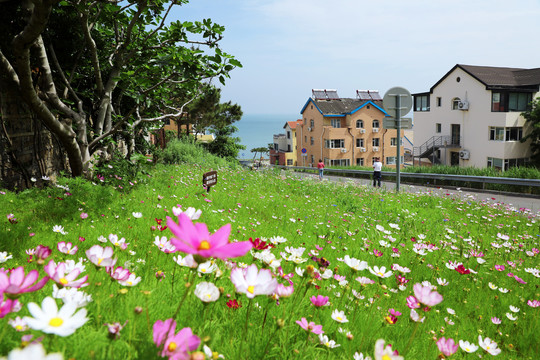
(521, 97, 540, 166)
(250, 146, 268, 163)
(204, 125, 245, 160)
(0, 0, 241, 177)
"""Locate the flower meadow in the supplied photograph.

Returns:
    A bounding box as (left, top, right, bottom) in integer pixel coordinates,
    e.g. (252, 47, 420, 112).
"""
(1, 163, 539, 359)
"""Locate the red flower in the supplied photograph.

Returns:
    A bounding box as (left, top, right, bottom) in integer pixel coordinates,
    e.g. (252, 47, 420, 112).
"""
(226, 299, 241, 309)
(249, 237, 274, 250)
(455, 264, 470, 275)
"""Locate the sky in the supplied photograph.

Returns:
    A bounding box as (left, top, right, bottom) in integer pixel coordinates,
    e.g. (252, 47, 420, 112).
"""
(175, 0, 540, 116)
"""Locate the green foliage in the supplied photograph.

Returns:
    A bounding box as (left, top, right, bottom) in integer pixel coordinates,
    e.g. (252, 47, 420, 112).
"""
(204, 125, 246, 160)
(90, 151, 153, 191)
(521, 97, 540, 166)
(161, 138, 237, 169)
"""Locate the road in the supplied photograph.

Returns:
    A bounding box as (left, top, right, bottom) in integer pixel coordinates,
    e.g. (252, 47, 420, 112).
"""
(288, 171, 540, 216)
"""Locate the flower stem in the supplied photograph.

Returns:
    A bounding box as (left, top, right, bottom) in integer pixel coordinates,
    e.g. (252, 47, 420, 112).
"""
(238, 299, 253, 359)
(403, 319, 422, 355)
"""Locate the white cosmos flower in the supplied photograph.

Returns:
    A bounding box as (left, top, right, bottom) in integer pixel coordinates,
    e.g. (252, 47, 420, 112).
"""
(194, 282, 220, 303)
(459, 340, 479, 353)
(331, 309, 349, 323)
(295, 267, 305, 277)
(203, 344, 224, 359)
(269, 236, 287, 244)
(498, 287, 509, 293)
(52, 225, 67, 235)
(368, 266, 392, 278)
(3, 343, 63, 360)
(132, 212, 142, 218)
(320, 269, 333, 279)
(52, 284, 92, 308)
(230, 264, 278, 299)
(343, 255, 368, 271)
(488, 282, 498, 290)
(319, 334, 340, 348)
(437, 278, 449, 286)
(0, 251, 13, 263)
(172, 206, 202, 220)
(23, 296, 88, 336)
(506, 312, 518, 321)
(86, 245, 116, 267)
(410, 308, 425, 323)
(388, 223, 400, 230)
(509, 305, 520, 313)
(118, 273, 141, 287)
(173, 254, 198, 268)
(478, 335, 502, 355)
(197, 260, 218, 274)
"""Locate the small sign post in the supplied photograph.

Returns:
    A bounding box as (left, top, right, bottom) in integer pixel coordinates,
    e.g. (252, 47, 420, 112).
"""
(383, 87, 413, 192)
(202, 171, 218, 193)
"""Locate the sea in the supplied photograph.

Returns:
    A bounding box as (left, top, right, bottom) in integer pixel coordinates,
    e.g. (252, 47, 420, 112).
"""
(234, 114, 299, 159)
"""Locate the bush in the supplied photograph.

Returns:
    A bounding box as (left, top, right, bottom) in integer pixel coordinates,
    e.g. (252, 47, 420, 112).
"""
(161, 138, 239, 169)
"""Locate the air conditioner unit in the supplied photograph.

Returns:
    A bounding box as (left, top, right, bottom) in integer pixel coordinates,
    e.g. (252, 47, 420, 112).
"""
(458, 101, 469, 110)
(340, 148, 347, 153)
(307, 127, 312, 132)
(459, 150, 470, 159)
(373, 146, 379, 152)
(360, 147, 366, 152)
(360, 129, 366, 134)
(373, 128, 379, 133)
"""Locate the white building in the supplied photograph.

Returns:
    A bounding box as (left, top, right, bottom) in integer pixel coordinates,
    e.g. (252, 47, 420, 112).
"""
(413, 64, 540, 170)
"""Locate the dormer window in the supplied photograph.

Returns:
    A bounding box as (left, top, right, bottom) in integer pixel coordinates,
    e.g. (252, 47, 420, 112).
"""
(452, 97, 461, 110)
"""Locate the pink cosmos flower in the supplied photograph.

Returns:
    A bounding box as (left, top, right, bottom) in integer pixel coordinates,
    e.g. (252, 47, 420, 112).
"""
(57, 241, 78, 255)
(437, 337, 458, 356)
(527, 300, 540, 308)
(153, 319, 200, 359)
(167, 213, 252, 260)
(491, 317, 501, 324)
(514, 275, 527, 284)
(494, 265, 505, 271)
(80, 213, 88, 219)
(230, 264, 278, 299)
(34, 245, 52, 265)
(44, 260, 88, 288)
(310, 295, 329, 307)
(0, 292, 21, 318)
(108, 266, 131, 281)
(0, 266, 49, 298)
(296, 317, 324, 334)
(374, 339, 404, 360)
(86, 245, 116, 267)
(406, 295, 420, 309)
(412, 283, 443, 307)
(275, 283, 294, 298)
(104, 320, 128, 340)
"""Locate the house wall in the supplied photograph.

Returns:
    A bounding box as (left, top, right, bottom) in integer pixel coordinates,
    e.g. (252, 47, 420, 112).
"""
(297, 100, 404, 168)
(414, 67, 533, 168)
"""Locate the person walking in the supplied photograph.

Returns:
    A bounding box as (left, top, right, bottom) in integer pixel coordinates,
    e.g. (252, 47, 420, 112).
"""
(317, 159, 325, 180)
(373, 157, 382, 187)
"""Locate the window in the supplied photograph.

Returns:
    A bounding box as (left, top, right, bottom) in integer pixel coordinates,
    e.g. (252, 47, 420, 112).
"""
(331, 119, 341, 128)
(436, 97, 442, 107)
(492, 92, 532, 112)
(489, 127, 505, 141)
(329, 159, 350, 166)
(390, 137, 402, 146)
(356, 158, 364, 166)
(452, 97, 461, 110)
(287, 144, 291, 152)
(487, 157, 504, 171)
(287, 131, 291, 139)
(414, 95, 430, 111)
(325, 139, 345, 148)
(310, 137, 314, 145)
(505, 158, 528, 169)
(286, 159, 293, 165)
(273, 143, 278, 150)
(311, 155, 314, 163)
(356, 138, 364, 148)
(386, 156, 404, 165)
(436, 123, 441, 133)
(356, 120, 364, 128)
(505, 127, 523, 141)
(372, 120, 380, 128)
(310, 119, 314, 128)
(372, 138, 380, 147)
(304, 136, 307, 142)
(164, 119, 171, 125)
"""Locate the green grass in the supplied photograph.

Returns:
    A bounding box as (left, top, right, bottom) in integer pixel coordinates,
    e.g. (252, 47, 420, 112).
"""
(0, 157, 539, 359)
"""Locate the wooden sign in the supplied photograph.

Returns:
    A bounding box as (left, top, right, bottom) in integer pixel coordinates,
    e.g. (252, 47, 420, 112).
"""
(202, 171, 218, 192)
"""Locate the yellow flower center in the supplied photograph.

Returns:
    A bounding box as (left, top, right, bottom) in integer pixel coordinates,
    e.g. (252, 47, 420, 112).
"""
(201, 268, 207, 273)
(127, 281, 132, 286)
(97, 258, 103, 265)
(212, 352, 220, 360)
(247, 285, 255, 294)
(114, 242, 119, 246)
(15, 325, 23, 331)
(377, 272, 384, 276)
(466, 347, 470, 351)
(198, 240, 211, 250)
(382, 356, 392, 360)
(168, 342, 177, 352)
(49, 317, 64, 327)
(336, 317, 342, 321)
(60, 278, 69, 285)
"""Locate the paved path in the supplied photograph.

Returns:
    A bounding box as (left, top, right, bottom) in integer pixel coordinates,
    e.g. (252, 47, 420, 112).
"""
(289, 171, 540, 216)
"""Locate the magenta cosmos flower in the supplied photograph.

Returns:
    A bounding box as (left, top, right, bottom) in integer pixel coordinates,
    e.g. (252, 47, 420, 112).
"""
(153, 318, 200, 359)
(230, 264, 278, 298)
(0, 292, 20, 318)
(310, 295, 329, 307)
(296, 317, 324, 334)
(167, 213, 253, 260)
(437, 337, 458, 356)
(44, 260, 88, 288)
(0, 266, 49, 298)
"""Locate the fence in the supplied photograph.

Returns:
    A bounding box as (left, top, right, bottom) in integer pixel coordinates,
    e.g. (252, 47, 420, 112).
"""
(271, 165, 540, 195)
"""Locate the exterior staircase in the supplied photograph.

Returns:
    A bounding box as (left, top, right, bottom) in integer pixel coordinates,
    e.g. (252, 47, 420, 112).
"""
(413, 135, 461, 165)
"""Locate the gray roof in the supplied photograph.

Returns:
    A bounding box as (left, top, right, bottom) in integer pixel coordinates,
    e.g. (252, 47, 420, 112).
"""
(313, 98, 384, 115)
(429, 64, 540, 92)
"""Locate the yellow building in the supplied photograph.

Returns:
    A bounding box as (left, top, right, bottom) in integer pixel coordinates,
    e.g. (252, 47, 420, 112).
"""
(297, 89, 404, 168)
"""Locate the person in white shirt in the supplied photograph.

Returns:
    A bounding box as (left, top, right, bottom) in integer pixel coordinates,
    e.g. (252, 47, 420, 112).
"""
(373, 157, 382, 187)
